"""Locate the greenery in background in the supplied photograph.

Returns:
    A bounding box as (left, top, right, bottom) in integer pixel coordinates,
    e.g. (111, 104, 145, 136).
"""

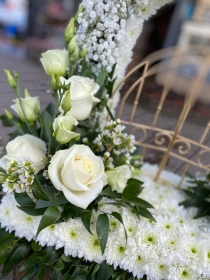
(180, 173, 210, 218)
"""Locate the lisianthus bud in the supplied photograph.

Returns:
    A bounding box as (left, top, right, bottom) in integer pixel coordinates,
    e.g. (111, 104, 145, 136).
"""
(79, 48, 88, 58)
(65, 17, 75, 43)
(75, 4, 83, 20)
(4, 70, 16, 89)
(68, 36, 77, 54)
(24, 89, 30, 97)
(4, 109, 13, 120)
(61, 89, 71, 112)
(11, 94, 40, 123)
(53, 113, 79, 144)
(70, 46, 79, 62)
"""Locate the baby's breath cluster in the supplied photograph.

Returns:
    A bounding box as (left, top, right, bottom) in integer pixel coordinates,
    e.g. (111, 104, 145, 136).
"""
(76, 0, 171, 76)
(93, 119, 136, 168)
(2, 157, 35, 193)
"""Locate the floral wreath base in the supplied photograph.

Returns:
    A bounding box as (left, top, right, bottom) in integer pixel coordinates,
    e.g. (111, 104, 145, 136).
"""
(1, 163, 210, 280)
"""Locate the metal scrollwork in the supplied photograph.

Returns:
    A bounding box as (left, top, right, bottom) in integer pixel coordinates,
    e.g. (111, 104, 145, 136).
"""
(154, 131, 172, 146)
(130, 126, 148, 144)
(174, 139, 191, 155)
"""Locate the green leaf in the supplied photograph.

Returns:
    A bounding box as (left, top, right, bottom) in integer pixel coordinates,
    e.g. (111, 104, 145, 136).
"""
(10, 242, 31, 265)
(122, 182, 143, 200)
(62, 204, 85, 220)
(111, 212, 127, 243)
(0, 240, 17, 258)
(19, 253, 39, 271)
(36, 206, 61, 236)
(61, 254, 74, 263)
(126, 197, 154, 209)
(100, 186, 121, 199)
(81, 211, 92, 234)
(0, 234, 16, 244)
(137, 207, 156, 222)
(96, 262, 114, 280)
(32, 177, 49, 201)
(0, 114, 13, 127)
(96, 214, 109, 254)
(0, 260, 15, 278)
(19, 265, 39, 280)
(127, 178, 143, 186)
(37, 262, 45, 280)
(53, 259, 64, 270)
(0, 253, 11, 266)
(31, 240, 42, 252)
(18, 205, 45, 216)
(14, 192, 35, 207)
(40, 110, 53, 142)
(46, 102, 55, 116)
(96, 69, 107, 87)
(51, 267, 63, 280)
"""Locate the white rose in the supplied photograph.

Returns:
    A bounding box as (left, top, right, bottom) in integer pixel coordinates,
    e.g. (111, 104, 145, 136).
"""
(11, 96, 40, 123)
(0, 134, 47, 174)
(105, 165, 132, 192)
(48, 144, 107, 209)
(40, 49, 69, 76)
(53, 113, 79, 144)
(59, 76, 100, 121)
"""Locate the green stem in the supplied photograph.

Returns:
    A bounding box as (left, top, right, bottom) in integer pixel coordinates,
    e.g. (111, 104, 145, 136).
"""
(38, 116, 44, 139)
(106, 105, 115, 121)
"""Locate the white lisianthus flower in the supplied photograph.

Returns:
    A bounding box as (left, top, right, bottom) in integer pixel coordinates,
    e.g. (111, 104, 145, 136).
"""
(0, 134, 47, 174)
(59, 76, 100, 121)
(48, 144, 107, 208)
(11, 96, 40, 123)
(40, 49, 69, 76)
(105, 165, 132, 192)
(53, 113, 79, 144)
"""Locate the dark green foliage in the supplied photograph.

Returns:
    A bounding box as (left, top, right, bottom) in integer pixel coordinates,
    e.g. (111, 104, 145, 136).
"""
(180, 173, 210, 218)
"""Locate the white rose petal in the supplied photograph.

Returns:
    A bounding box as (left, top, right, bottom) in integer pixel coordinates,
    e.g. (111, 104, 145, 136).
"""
(59, 76, 100, 121)
(48, 144, 107, 208)
(0, 134, 47, 174)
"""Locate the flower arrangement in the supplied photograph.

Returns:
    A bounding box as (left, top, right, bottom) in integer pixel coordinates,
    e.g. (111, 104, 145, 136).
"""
(4, 1, 210, 280)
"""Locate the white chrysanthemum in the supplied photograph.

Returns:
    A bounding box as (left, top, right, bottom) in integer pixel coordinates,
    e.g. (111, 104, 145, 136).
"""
(37, 224, 60, 247)
(78, 231, 105, 263)
(0, 193, 40, 241)
(54, 219, 83, 257)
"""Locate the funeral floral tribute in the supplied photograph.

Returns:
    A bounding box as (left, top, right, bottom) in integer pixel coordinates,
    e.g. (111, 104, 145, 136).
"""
(5, 1, 210, 280)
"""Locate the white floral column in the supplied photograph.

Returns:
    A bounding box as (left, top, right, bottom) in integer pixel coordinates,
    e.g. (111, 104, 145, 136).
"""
(75, 0, 174, 125)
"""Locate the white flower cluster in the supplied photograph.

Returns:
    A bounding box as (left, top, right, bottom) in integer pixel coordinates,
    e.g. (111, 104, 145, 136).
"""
(1, 163, 210, 279)
(76, 0, 173, 124)
(93, 119, 136, 167)
(77, 0, 172, 76)
(2, 157, 35, 193)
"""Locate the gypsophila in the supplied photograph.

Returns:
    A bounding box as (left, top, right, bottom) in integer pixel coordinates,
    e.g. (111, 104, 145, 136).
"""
(2, 157, 35, 193)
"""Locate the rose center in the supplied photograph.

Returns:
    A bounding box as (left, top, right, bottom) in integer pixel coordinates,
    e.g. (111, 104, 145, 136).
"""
(84, 160, 92, 173)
